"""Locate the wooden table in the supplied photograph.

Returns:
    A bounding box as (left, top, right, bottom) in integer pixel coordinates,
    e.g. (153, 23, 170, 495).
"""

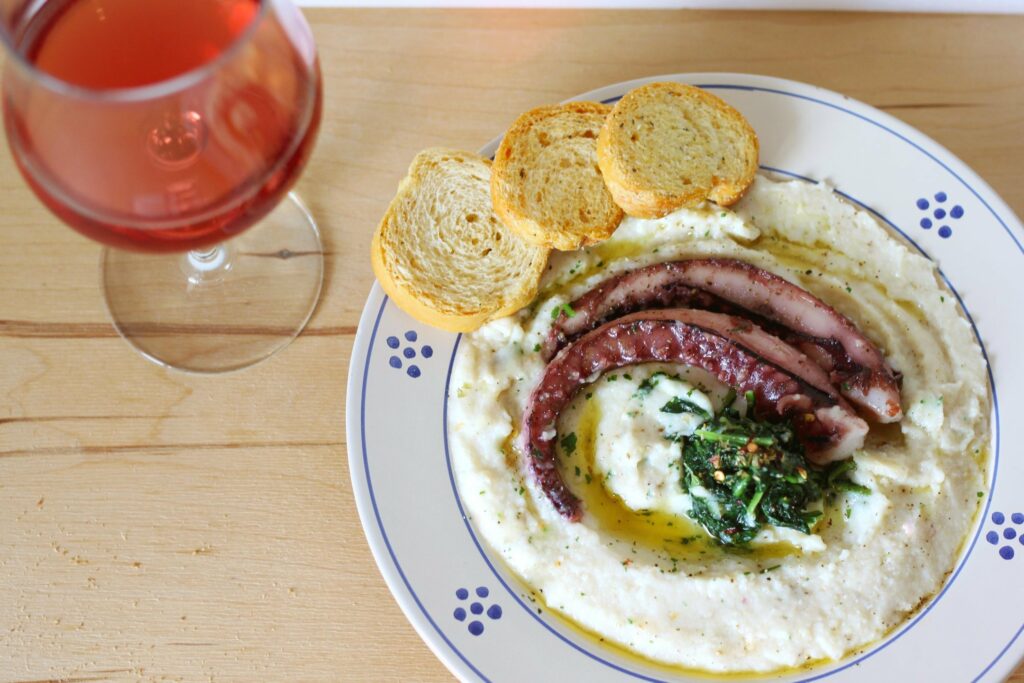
(2, 8, 1023, 682)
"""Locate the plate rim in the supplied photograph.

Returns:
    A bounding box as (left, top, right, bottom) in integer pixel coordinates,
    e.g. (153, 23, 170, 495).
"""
(346, 72, 1023, 682)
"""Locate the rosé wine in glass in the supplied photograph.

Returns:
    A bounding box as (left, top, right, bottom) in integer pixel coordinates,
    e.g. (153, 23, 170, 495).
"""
(1, 0, 326, 371)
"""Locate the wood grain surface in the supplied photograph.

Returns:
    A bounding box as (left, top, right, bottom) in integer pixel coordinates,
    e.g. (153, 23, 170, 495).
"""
(1, 8, 1023, 683)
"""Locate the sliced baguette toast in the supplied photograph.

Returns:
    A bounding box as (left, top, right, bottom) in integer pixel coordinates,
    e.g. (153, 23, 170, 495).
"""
(491, 102, 623, 250)
(371, 148, 550, 333)
(597, 82, 759, 218)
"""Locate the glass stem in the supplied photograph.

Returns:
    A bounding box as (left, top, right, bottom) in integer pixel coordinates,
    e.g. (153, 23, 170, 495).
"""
(184, 243, 233, 285)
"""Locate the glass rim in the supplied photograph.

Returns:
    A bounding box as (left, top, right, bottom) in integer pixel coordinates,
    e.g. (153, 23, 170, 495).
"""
(0, 0, 272, 103)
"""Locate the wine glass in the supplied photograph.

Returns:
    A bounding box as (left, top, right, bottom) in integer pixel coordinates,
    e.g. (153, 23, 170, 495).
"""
(0, 0, 324, 372)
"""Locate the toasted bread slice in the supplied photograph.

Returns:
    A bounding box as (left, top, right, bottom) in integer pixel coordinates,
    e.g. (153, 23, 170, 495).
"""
(491, 102, 623, 250)
(597, 82, 759, 218)
(371, 148, 550, 333)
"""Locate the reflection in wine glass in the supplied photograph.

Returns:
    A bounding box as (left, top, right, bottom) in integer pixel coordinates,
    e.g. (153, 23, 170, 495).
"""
(1, 0, 325, 372)
(147, 110, 207, 171)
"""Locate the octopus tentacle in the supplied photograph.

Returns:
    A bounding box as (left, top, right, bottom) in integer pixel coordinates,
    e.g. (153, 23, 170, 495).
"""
(524, 309, 869, 521)
(545, 259, 902, 422)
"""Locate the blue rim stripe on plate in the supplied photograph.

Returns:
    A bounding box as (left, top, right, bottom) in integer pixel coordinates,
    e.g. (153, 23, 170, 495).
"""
(360, 295, 493, 683)
(360, 83, 1014, 682)
(975, 622, 1024, 683)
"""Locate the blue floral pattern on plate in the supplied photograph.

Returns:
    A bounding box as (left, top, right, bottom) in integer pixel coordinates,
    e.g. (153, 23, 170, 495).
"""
(986, 511, 1023, 560)
(916, 192, 964, 239)
(453, 586, 502, 636)
(385, 330, 433, 379)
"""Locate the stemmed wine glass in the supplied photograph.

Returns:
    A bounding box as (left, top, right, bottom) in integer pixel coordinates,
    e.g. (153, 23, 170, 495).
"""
(0, 0, 324, 372)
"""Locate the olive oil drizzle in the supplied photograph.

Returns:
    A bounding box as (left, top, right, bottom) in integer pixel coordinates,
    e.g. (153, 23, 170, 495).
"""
(557, 392, 807, 565)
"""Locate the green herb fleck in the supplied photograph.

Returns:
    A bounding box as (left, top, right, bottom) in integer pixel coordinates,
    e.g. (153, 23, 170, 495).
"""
(660, 396, 710, 418)
(635, 372, 665, 397)
(560, 432, 577, 456)
(833, 480, 871, 495)
(551, 302, 576, 320)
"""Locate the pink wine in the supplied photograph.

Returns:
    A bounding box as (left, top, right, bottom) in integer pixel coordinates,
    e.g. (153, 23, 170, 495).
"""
(4, 0, 322, 252)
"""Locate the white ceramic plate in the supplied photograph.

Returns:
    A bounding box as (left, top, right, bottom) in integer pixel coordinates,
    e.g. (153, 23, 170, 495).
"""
(346, 74, 1023, 682)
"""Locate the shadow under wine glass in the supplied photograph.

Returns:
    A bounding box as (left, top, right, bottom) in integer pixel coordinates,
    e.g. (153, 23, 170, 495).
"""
(1, 0, 324, 372)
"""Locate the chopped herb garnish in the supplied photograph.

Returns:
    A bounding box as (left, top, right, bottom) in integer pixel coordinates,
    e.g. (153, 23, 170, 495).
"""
(678, 397, 870, 546)
(560, 432, 577, 456)
(825, 458, 856, 484)
(533, 343, 541, 353)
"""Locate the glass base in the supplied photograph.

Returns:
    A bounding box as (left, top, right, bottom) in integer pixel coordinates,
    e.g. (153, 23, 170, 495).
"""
(102, 193, 324, 373)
